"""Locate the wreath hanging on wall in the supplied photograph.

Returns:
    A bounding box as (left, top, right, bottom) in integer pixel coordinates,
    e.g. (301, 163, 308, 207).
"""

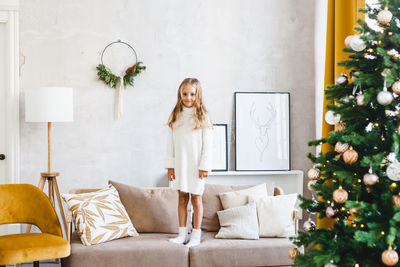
(96, 40, 146, 119)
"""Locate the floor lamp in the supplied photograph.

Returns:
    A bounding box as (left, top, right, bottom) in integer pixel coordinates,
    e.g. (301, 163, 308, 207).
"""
(24, 87, 73, 235)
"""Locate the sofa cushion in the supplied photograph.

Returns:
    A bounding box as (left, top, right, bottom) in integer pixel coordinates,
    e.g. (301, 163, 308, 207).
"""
(219, 183, 269, 210)
(62, 185, 138, 246)
(215, 202, 259, 239)
(62, 232, 189, 267)
(202, 183, 274, 232)
(109, 180, 179, 233)
(189, 231, 297, 267)
(249, 194, 297, 237)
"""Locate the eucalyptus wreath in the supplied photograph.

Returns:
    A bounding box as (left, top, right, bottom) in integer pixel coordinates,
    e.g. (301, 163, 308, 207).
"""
(96, 62, 146, 88)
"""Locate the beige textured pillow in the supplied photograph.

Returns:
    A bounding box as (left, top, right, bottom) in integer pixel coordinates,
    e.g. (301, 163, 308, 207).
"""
(215, 202, 259, 239)
(62, 184, 138, 246)
(249, 194, 297, 237)
(219, 183, 268, 210)
(109, 180, 181, 233)
(202, 183, 275, 232)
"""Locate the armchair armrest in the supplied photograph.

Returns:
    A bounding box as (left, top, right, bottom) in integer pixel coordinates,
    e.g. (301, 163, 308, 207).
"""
(65, 209, 73, 242)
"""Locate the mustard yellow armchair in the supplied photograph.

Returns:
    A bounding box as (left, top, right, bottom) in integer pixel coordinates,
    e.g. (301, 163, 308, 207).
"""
(0, 184, 70, 266)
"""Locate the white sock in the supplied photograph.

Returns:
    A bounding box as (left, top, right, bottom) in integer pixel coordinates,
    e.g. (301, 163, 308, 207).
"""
(169, 227, 188, 244)
(185, 228, 201, 248)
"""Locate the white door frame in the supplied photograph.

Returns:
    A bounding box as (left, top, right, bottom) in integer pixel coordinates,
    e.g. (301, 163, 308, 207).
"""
(0, 0, 19, 185)
(0, 0, 19, 235)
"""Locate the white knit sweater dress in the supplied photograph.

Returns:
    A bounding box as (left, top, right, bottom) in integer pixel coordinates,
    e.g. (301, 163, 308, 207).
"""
(165, 107, 213, 195)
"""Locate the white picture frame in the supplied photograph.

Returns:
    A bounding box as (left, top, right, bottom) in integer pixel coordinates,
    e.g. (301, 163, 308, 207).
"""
(212, 124, 228, 171)
(235, 92, 290, 171)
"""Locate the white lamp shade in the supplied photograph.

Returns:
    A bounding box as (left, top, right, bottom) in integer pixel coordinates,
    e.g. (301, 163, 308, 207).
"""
(25, 87, 73, 122)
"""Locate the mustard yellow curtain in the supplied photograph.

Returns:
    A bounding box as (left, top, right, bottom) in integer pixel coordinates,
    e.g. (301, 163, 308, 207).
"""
(319, 0, 365, 228)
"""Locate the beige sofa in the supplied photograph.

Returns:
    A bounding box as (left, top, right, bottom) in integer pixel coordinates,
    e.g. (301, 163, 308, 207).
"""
(61, 181, 300, 267)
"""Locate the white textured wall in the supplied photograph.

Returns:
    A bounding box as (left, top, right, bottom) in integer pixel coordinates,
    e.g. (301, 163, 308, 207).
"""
(19, 0, 316, 195)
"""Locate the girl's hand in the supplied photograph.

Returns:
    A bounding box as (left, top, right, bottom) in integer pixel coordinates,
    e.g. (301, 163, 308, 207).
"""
(199, 170, 208, 179)
(167, 168, 175, 181)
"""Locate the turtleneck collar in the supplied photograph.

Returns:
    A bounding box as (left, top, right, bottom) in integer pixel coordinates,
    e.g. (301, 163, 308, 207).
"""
(182, 106, 195, 115)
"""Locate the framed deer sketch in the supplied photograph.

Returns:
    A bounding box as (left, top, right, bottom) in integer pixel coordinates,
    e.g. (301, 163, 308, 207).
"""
(234, 92, 290, 171)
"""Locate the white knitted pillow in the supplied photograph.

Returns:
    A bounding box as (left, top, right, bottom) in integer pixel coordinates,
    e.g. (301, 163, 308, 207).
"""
(63, 184, 138, 246)
(249, 194, 297, 237)
(218, 183, 268, 210)
(215, 202, 259, 239)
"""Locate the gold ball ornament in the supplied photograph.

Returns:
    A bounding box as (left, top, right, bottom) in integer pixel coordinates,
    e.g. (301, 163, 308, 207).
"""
(335, 142, 349, 154)
(343, 148, 358, 165)
(335, 122, 346, 132)
(288, 247, 300, 260)
(333, 186, 348, 204)
(398, 125, 400, 135)
(382, 246, 399, 266)
(392, 81, 400, 95)
(377, 8, 393, 25)
(393, 195, 400, 207)
(307, 167, 320, 180)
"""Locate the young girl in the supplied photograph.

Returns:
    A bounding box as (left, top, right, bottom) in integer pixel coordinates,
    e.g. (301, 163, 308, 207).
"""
(165, 78, 213, 248)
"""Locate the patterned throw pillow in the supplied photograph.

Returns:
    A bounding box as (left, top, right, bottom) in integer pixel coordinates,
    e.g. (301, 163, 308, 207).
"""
(63, 184, 138, 246)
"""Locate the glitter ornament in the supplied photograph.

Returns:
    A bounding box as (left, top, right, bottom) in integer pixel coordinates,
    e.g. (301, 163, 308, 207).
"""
(351, 71, 360, 82)
(387, 161, 400, 181)
(392, 81, 400, 95)
(303, 218, 316, 232)
(307, 167, 320, 180)
(335, 73, 348, 86)
(326, 206, 338, 218)
(382, 246, 399, 266)
(343, 148, 358, 165)
(363, 167, 378, 186)
(333, 186, 348, 204)
(350, 207, 357, 216)
(350, 35, 366, 52)
(325, 111, 341, 125)
(288, 247, 300, 260)
(356, 94, 364, 106)
(393, 195, 400, 206)
(377, 8, 393, 25)
(345, 35, 354, 48)
(307, 180, 317, 192)
(335, 142, 349, 154)
(335, 122, 346, 131)
(398, 125, 400, 135)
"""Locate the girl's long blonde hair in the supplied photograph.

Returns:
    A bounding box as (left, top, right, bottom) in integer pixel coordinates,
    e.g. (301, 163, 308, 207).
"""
(168, 78, 210, 130)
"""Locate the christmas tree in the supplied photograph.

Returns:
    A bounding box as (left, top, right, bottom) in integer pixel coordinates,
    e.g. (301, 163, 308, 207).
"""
(291, 1, 400, 266)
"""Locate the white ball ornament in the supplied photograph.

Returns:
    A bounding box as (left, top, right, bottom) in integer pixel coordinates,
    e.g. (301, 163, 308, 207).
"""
(377, 8, 393, 25)
(387, 161, 400, 181)
(324, 260, 338, 267)
(377, 90, 394, 105)
(350, 35, 366, 52)
(326, 206, 338, 218)
(345, 35, 354, 48)
(325, 111, 341, 125)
